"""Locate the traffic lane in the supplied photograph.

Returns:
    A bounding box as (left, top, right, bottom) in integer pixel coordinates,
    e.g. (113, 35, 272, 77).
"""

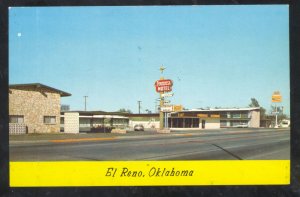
(160, 140, 289, 160)
(9, 128, 289, 148)
(9, 130, 289, 160)
(132, 131, 289, 160)
(9, 129, 288, 154)
(9, 129, 290, 161)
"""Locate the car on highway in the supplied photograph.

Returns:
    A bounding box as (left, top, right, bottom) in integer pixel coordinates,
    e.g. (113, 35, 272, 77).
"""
(235, 123, 248, 128)
(279, 119, 290, 128)
(134, 124, 144, 131)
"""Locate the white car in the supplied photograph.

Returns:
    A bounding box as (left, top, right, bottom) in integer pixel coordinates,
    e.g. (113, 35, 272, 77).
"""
(235, 123, 248, 128)
(134, 124, 144, 131)
(279, 120, 290, 128)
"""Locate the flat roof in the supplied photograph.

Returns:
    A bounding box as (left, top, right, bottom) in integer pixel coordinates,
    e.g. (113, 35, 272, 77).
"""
(184, 107, 260, 112)
(9, 83, 71, 97)
(63, 111, 160, 117)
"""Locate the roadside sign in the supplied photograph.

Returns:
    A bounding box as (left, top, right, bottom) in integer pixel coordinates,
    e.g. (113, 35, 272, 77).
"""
(156, 86, 172, 92)
(271, 112, 280, 115)
(161, 93, 174, 97)
(272, 91, 282, 103)
(173, 105, 183, 112)
(155, 79, 173, 93)
(161, 106, 173, 112)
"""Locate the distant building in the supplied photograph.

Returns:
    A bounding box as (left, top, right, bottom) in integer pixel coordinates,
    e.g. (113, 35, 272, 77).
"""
(61, 104, 70, 112)
(9, 83, 71, 134)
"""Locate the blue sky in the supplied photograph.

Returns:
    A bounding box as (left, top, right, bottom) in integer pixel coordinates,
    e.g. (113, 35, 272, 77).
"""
(9, 5, 289, 114)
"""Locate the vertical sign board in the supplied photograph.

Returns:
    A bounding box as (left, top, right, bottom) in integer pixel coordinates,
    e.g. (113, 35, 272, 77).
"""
(155, 79, 173, 129)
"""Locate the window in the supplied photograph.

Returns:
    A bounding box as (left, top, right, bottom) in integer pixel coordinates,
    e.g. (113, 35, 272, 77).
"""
(9, 115, 24, 123)
(44, 116, 56, 124)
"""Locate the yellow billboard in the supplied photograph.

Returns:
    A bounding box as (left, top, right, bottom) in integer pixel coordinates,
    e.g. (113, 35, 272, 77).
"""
(272, 91, 282, 103)
(173, 105, 183, 112)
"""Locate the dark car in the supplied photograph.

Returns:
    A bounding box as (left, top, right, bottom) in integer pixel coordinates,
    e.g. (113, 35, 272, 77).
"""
(134, 124, 144, 131)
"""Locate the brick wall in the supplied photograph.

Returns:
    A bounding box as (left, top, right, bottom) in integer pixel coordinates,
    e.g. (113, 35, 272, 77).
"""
(9, 87, 61, 133)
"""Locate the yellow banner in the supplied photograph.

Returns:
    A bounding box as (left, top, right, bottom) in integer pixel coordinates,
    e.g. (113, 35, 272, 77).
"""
(10, 160, 290, 186)
(173, 105, 183, 112)
(197, 114, 208, 118)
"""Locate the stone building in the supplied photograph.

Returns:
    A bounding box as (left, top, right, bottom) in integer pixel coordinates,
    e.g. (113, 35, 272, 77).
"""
(9, 83, 71, 134)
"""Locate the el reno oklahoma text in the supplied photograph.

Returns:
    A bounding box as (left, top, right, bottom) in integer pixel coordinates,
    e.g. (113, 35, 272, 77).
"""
(106, 167, 194, 177)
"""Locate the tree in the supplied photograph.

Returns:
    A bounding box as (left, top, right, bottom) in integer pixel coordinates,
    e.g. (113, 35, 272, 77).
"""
(248, 98, 266, 119)
(270, 105, 287, 123)
(249, 98, 260, 107)
(117, 108, 132, 113)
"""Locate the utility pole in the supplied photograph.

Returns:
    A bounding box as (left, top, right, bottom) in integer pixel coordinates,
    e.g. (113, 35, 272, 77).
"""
(84, 96, 88, 111)
(137, 100, 141, 114)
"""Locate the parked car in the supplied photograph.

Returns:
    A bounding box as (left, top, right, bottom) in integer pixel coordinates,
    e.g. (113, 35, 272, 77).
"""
(279, 119, 290, 128)
(134, 124, 144, 131)
(235, 123, 248, 128)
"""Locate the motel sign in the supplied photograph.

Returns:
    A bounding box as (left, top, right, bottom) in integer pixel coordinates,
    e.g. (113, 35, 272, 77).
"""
(155, 79, 173, 93)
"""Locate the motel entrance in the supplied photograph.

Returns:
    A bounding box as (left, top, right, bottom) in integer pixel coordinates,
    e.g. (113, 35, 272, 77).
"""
(168, 112, 220, 129)
(168, 118, 199, 128)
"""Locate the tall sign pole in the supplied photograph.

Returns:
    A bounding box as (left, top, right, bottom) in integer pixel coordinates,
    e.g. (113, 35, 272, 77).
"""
(154, 65, 173, 130)
(272, 91, 282, 128)
(159, 65, 165, 130)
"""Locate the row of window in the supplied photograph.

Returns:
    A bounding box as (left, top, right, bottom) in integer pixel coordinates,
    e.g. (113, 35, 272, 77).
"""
(220, 112, 249, 118)
(220, 120, 248, 127)
(9, 115, 56, 124)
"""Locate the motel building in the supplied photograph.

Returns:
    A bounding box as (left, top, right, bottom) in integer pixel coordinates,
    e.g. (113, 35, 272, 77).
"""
(60, 112, 159, 133)
(60, 111, 130, 133)
(9, 83, 71, 134)
(8, 83, 260, 135)
(168, 107, 260, 129)
(60, 107, 260, 133)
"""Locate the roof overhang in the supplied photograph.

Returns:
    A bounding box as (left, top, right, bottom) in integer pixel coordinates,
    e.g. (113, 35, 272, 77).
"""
(9, 83, 71, 97)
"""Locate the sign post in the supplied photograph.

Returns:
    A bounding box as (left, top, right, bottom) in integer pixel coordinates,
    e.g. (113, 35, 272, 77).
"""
(272, 91, 282, 128)
(155, 66, 173, 130)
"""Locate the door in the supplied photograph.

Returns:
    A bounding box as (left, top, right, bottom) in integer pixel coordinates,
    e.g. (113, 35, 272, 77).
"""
(202, 120, 206, 129)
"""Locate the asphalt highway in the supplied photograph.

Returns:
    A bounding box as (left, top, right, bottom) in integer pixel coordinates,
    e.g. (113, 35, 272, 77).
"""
(9, 128, 290, 161)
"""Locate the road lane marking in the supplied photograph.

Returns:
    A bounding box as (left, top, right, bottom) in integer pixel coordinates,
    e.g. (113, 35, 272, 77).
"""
(50, 137, 117, 143)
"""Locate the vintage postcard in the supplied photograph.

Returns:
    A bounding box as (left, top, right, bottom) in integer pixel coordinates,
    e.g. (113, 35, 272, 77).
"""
(8, 5, 290, 187)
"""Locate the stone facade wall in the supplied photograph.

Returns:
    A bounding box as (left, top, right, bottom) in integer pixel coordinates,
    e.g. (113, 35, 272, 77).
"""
(9, 87, 61, 133)
(249, 110, 260, 128)
(64, 112, 79, 134)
